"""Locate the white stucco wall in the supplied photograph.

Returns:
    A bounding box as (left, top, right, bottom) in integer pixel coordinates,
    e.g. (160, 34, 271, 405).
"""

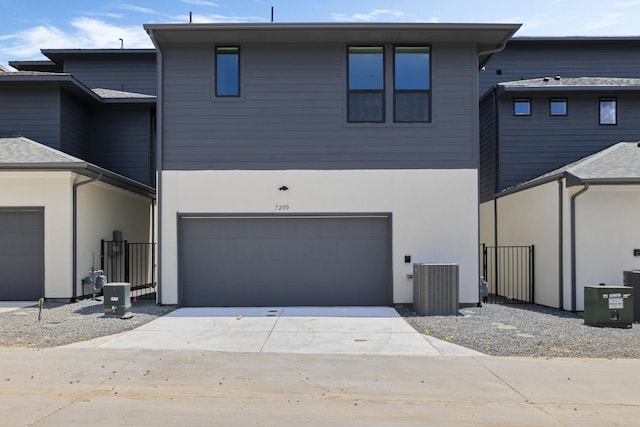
(496, 181, 561, 308)
(160, 169, 480, 306)
(573, 185, 640, 311)
(0, 171, 74, 298)
(76, 180, 153, 298)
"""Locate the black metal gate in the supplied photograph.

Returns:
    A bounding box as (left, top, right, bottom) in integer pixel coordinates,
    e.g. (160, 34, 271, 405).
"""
(481, 244, 534, 304)
(100, 240, 156, 299)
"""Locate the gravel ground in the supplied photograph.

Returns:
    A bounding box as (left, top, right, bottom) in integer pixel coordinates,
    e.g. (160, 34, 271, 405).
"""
(400, 303, 640, 358)
(2, 299, 639, 358)
(0, 298, 174, 348)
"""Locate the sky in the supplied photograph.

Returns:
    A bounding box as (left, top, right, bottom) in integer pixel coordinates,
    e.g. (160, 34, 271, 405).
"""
(1, 0, 640, 69)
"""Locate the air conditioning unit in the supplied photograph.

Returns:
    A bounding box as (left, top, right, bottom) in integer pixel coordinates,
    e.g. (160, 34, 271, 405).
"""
(623, 271, 640, 323)
(103, 282, 131, 317)
(413, 263, 459, 316)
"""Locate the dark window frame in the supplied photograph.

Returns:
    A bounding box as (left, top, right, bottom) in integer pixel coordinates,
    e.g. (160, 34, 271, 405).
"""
(549, 98, 567, 116)
(393, 45, 431, 123)
(347, 46, 385, 123)
(215, 46, 240, 98)
(513, 98, 531, 116)
(599, 97, 617, 125)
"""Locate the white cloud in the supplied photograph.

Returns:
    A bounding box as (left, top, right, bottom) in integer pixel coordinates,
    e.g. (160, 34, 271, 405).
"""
(0, 17, 153, 63)
(582, 12, 625, 32)
(614, 0, 640, 7)
(175, 13, 266, 23)
(180, 0, 221, 6)
(119, 3, 159, 15)
(331, 9, 405, 22)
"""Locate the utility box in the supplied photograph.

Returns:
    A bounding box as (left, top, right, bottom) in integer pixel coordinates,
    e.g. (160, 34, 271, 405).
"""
(103, 282, 131, 317)
(623, 271, 640, 323)
(584, 285, 633, 328)
(413, 263, 459, 316)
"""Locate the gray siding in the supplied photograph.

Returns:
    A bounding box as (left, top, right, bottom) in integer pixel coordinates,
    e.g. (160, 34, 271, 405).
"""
(64, 57, 157, 95)
(60, 91, 90, 159)
(161, 42, 479, 171)
(480, 40, 640, 95)
(479, 93, 497, 202)
(0, 85, 61, 149)
(90, 106, 153, 186)
(497, 92, 640, 190)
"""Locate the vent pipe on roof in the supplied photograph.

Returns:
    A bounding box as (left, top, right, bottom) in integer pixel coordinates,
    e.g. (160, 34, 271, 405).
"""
(271, 6, 274, 23)
(119, 38, 123, 49)
(189, 11, 192, 23)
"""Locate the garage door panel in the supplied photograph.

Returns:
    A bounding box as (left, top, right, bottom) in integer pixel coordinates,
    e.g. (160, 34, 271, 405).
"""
(179, 216, 390, 307)
(0, 210, 44, 300)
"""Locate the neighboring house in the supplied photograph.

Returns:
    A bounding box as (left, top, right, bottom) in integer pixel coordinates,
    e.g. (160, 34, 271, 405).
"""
(0, 136, 154, 301)
(0, 49, 158, 301)
(145, 22, 520, 307)
(487, 142, 640, 311)
(479, 77, 640, 202)
(479, 37, 640, 95)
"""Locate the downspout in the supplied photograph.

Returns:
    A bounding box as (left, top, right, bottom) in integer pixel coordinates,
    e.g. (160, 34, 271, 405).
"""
(557, 178, 564, 310)
(570, 183, 589, 311)
(72, 173, 103, 301)
(148, 29, 163, 304)
(492, 88, 500, 249)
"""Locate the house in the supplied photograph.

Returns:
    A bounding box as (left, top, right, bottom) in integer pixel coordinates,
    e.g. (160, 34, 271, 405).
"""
(487, 142, 640, 311)
(0, 136, 154, 301)
(479, 37, 640, 95)
(479, 77, 640, 202)
(0, 50, 157, 301)
(145, 22, 520, 307)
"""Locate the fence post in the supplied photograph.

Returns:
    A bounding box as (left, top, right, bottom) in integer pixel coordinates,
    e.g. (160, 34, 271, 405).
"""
(530, 244, 535, 304)
(100, 239, 105, 271)
(124, 240, 130, 283)
(481, 243, 487, 280)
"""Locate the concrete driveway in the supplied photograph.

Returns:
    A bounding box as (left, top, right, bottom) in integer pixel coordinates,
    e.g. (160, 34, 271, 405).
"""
(66, 306, 481, 356)
(0, 301, 34, 313)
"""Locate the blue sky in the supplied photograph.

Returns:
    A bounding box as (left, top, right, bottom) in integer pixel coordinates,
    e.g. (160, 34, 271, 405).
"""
(1, 0, 640, 68)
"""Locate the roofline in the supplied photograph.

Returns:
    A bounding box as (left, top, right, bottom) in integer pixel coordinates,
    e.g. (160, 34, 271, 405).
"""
(509, 36, 640, 42)
(144, 22, 521, 31)
(0, 162, 155, 198)
(0, 73, 102, 101)
(498, 85, 640, 93)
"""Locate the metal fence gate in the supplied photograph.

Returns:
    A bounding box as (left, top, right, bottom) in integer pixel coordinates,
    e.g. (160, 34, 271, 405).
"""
(100, 240, 156, 299)
(481, 244, 534, 304)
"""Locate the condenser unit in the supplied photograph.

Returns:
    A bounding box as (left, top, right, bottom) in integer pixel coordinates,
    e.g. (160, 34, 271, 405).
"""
(103, 282, 131, 317)
(623, 271, 640, 323)
(413, 263, 459, 316)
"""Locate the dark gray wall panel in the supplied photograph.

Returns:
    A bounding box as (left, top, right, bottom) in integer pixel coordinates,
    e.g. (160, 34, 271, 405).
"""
(90, 105, 153, 185)
(497, 92, 640, 190)
(60, 91, 90, 159)
(479, 93, 497, 202)
(64, 58, 157, 95)
(161, 43, 478, 171)
(179, 216, 391, 307)
(480, 40, 640, 95)
(0, 209, 44, 300)
(0, 86, 60, 148)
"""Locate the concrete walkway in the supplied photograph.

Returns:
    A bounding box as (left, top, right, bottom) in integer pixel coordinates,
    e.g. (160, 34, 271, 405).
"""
(65, 306, 481, 356)
(0, 301, 35, 313)
(1, 347, 640, 426)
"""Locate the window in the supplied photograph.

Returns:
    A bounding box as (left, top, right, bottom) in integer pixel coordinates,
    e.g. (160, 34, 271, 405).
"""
(394, 46, 430, 122)
(549, 98, 567, 116)
(347, 46, 384, 122)
(599, 98, 616, 125)
(216, 47, 239, 97)
(513, 98, 531, 116)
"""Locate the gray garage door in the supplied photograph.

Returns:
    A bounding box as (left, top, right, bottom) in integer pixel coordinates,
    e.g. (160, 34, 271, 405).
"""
(0, 209, 44, 300)
(179, 215, 391, 307)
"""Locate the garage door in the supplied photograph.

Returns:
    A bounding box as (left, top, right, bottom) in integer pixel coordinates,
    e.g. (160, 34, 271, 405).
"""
(0, 209, 44, 300)
(179, 215, 391, 307)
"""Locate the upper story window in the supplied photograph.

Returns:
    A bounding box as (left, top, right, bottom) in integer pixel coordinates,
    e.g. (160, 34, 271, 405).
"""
(216, 47, 240, 97)
(347, 46, 384, 123)
(549, 98, 567, 116)
(599, 98, 616, 125)
(513, 98, 531, 116)
(394, 46, 430, 122)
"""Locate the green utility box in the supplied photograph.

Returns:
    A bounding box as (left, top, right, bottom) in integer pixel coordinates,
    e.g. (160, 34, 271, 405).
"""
(103, 282, 131, 317)
(584, 285, 633, 328)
